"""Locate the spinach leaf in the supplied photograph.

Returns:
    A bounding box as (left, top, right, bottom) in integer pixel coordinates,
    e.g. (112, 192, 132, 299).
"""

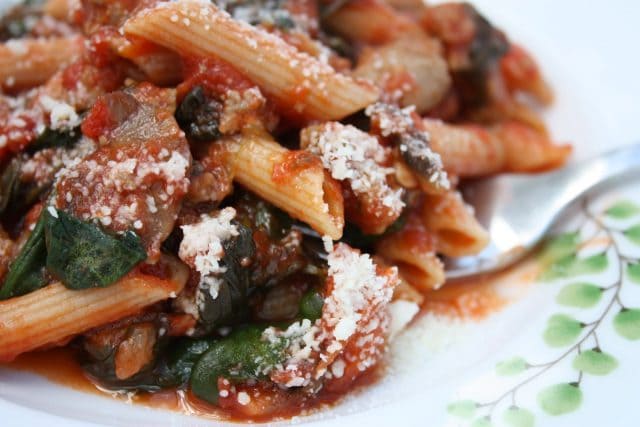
(84, 334, 214, 392)
(0, 127, 81, 218)
(453, 4, 510, 107)
(26, 127, 81, 154)
(155, 338, 214, 387)
(175, 86, 222, 142)
(0, 211, 47, 300)
(190, 325, 286, 404)
(0, 157, 21, 216)
(340, 213, 407, 252)
(197, 221, 255, 330)
(43, 208, 147, 290)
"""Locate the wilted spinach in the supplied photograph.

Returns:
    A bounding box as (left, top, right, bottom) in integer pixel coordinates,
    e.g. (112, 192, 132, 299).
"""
(196, 221, 256, 330)
(0, 158, 22, 216)
(453, 4, 510, 106)
(44, 208, 147, 290)
(190, 325, 286, 404)
(26, 127, 81, 154)
(83, 332, 215, 392)
(0, 210, 47, 300)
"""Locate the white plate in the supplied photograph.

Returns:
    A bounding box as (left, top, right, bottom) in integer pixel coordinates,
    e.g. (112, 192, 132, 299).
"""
(1, 1, 640, 426)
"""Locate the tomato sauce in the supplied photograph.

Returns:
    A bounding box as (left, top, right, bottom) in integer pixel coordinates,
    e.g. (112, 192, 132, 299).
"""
(1, 251, 542, 422)
(4, 346, 383, 423)
(272, 150, 322, 184)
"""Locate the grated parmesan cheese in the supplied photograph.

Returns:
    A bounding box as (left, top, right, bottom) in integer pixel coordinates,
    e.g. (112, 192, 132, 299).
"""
(39, 95, 81, 131)
(324, 243, 395, 342)
(179, 208, 239, 311)
(303, 122, 404, 215)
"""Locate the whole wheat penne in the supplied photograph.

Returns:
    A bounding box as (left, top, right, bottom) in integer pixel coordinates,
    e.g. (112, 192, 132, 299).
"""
(421, 191, 489, 257)
(123, 1, 379, 121)
(0, 258, 189, 363)
(229, 131, 344, 239)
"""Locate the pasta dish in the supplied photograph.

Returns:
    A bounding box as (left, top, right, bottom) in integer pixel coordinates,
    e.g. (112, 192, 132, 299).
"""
(0, 0, 571, 421)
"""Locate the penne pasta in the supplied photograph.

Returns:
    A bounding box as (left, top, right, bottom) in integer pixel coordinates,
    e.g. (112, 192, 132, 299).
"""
(376, 214, 445, 292)
(229, 131, 345, 239)
(123, 1, 379, 121)
(420, 191, 489, 257)
(0, 258, 189, 363)
(491, 121, 572, 172)
(43, 0, 79, 21)
(0, 36, 83, 93)
(423, 118, 505, 177)
(423, 118, 572, 176)
(117, 37, 183, 86)
(0, 0, 574, 418)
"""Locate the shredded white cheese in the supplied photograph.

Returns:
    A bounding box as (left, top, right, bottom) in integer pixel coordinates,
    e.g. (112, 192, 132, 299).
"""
(303, 122, 404, 215)
(39, 95, 81, 131)
(324, 243, 395, 342)
(179, 208, 239, 309)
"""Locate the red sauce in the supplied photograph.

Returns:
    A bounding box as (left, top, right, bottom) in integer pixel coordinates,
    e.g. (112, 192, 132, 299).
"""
(421, 256, 541, 319)
(3, 347, 384, 423)
(1, 253, 542, 421)
(178, 56, 255, 101)
(272, 150, 322, 184)
(81, 97, 115, 139)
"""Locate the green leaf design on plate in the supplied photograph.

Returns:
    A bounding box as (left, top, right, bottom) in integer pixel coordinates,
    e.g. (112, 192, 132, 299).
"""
(572, 349, 618, 375)
(496, 357, 527, 376)
(537, 383, 582, 415)
(613, 309, 640, 340)
(625, 225, 640, 245)
(447, 400, 476, 419)
(628, 263, 640, 284)
(556, 283, 602, 308)
(538, 232, 580, 266)
(605, 200, 640, 219)
(543, 314, 583, 347)
(470, 417, 492, 427)
(503, 407, 535, 427)
(541, 253, 608, 281)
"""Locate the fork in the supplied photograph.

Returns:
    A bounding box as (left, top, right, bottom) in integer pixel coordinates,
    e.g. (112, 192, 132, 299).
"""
(445, 143, 640, 279)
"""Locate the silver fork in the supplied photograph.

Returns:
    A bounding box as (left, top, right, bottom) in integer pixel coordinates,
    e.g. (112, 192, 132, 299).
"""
(445, 143, 640, 279)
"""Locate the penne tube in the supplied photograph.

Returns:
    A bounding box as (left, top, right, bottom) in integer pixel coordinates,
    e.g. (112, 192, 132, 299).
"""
(0, 36, 83, 93)
(420, 191, 489, 257)
(124, 1, 379, 121)
(43, 0, 79, 21)
(491, 121, 572, 172)
(423, 118, 505, 177)
(229, 131, 344, 239)
(117, 37, 183, 86)
(376, 215, 445, 292)
(0, 258, 189, 363)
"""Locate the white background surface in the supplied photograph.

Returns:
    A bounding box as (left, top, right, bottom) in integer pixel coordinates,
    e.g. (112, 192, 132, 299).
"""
(1, 1, 639, 426)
